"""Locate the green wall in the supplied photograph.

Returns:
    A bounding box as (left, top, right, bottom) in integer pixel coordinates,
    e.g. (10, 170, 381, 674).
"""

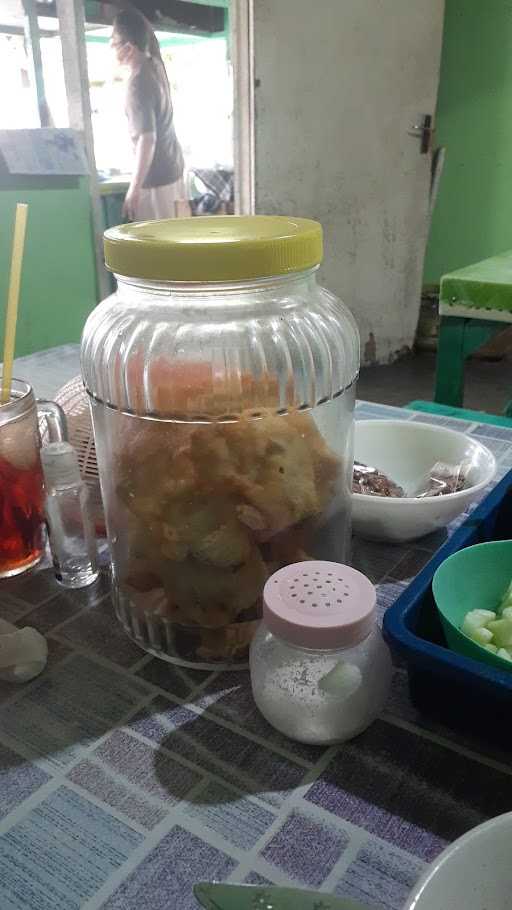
(0, 176, 97, 358)
(424, 0, 512, 284)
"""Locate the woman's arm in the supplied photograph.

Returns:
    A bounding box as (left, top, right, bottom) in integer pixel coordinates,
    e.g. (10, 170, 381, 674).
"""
(123, 131, 156, 220)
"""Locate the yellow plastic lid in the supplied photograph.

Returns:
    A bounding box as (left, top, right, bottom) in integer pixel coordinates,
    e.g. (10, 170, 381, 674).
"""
(104, 215, 323, 282)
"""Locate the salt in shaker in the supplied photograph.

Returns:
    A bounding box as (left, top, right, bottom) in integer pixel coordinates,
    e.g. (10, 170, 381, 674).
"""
(250, 561, 392, 744)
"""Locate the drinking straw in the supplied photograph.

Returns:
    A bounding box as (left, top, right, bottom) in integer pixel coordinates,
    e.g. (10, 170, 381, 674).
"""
(1, 203, 28, 404)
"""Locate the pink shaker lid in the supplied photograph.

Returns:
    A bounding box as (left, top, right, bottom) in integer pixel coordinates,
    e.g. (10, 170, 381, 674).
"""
(263, 561, 376, 650)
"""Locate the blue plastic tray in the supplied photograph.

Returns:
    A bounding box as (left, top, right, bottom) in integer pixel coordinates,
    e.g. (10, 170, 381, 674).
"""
(383, 469, 512, 747)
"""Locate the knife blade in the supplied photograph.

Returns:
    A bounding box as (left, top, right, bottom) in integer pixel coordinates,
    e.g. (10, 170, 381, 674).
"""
(194, 882, 373, 910)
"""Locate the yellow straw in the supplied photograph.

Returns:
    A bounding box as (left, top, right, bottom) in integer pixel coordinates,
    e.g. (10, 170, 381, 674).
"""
(1, 203, 28, 404)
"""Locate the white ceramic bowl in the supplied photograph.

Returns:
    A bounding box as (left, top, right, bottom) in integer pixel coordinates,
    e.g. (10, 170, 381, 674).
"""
(406, 812, 512, 910)
(352, 420, 496, 542)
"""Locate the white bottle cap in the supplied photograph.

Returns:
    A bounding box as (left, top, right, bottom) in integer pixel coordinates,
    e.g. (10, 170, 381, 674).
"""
(41, 441, 82, 489)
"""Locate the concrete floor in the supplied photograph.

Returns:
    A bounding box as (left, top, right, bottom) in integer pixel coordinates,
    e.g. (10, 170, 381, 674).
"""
(358, 351, 512, 413)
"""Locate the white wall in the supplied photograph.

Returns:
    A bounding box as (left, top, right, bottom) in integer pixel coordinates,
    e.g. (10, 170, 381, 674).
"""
(253, 0, 444, 364)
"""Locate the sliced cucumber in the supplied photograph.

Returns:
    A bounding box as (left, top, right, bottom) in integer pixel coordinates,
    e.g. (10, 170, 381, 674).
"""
(462, 612, 494, 643)
(496, 648, 512, 662)
(486, 618, 512, 648)
(468, 626, 493, 645)
(459, 579, 512, 665)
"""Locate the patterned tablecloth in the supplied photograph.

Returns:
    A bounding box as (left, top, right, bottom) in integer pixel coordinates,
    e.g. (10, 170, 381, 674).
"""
(1, 353, 512, 910)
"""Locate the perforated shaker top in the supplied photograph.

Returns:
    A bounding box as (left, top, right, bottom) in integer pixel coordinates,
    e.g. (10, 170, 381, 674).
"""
(263, 561, 376, 650)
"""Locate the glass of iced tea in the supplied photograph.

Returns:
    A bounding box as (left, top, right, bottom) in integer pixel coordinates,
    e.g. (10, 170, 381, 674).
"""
(0, 379, 66, 578)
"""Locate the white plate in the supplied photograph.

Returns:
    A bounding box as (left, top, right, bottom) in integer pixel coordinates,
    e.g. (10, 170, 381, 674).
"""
(406, 812, 512, 910)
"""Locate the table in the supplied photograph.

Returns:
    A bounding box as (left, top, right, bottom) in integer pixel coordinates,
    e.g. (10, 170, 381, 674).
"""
(434, 251, 512, 416)
(2, 351, 512, 910)
(7, 343, 81, 400)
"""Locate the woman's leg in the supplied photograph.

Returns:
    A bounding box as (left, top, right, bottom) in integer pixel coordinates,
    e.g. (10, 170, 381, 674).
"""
(130, 187, 155, 221)
(131, 181, 191, 220)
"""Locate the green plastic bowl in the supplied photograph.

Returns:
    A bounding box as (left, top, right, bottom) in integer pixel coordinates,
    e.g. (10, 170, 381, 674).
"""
(432, 540, 512, 672)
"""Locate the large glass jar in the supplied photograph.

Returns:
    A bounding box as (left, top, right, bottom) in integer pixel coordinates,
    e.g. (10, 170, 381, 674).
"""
(81, 216, 359, 669)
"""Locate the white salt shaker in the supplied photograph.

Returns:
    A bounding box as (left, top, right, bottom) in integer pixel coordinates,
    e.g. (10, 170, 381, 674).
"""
(250, 561, 392, 744)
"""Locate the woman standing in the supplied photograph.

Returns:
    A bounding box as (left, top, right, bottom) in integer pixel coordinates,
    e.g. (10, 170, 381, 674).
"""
(111, 9, 187, 221)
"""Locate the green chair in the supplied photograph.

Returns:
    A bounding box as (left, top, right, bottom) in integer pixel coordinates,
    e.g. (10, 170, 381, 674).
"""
(434, 251, 512, 417)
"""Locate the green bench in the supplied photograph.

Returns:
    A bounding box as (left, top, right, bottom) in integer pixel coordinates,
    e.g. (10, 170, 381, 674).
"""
(434, 251, 512, 418)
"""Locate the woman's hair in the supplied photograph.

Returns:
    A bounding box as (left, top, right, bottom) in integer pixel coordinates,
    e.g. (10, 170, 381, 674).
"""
(113, 8, 169, 84)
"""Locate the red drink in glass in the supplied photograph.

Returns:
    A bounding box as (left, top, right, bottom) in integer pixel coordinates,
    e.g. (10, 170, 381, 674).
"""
(0, 379, 45, 577)
(0, 452, 45, 576)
